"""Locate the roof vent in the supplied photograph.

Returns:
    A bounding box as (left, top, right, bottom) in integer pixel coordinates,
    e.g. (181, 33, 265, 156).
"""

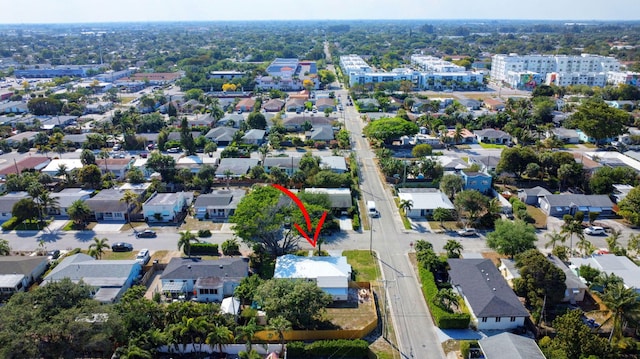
(188, 265, 192, 269)
(493, 288, 496, 291)
(219, 265, 224, 269)
(487, 278, 490, 281)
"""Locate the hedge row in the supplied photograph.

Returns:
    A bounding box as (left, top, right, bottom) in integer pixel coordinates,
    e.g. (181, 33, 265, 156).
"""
(418, 266, 470, 329)
(287, 339, 369, 359)
(189, 243, 219, 256)
(1, 217, 20, 231)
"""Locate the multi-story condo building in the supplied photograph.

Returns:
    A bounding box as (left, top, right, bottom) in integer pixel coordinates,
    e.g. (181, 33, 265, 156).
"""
(607, 71, 640, 86)
(491, 53, 621, 89)
(14, 65, 102, 78)
(340, 54, 484, 90)
(255, 58, 319, 91)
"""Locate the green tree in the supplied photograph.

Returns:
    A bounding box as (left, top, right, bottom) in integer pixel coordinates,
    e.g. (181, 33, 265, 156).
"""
(496, 146, 538, 178)
(443, 239, 463, 258)
(206, 325, 234, 356)
(247, 111, 266, 130)
(0, 239, 11, 255)
(434, 288, 460, 312)
(180, 117, 196, 156)
(12, 198, 38, 223)
(513, 249, 566, 310)
(539, 310, 613, 359)
(120, 190, 139, 229)
(234, 275, 264, 305)
(439, 173, 464, 199)
(567, 99, 629, 144)
(601, 282, 640, 342)
(235, 317, 261, 354)
(88, 237, 110, 259)
(544, 230, 566, 250)
(399, 199, 413, 216)
(411, 143, 432, 157)
(204, 142, 217, 156)
(432, 207, 452, 226)
(267, 316, 292, 355)
(254, 279, 332, 329)
(618, 186, 640, 226)
(177, 231, 199, 258)
(67, 199, 92, 229)
(146, 152, 176, 182)
(77, 164, 102, 189)
(221, 238, 241, 256)
(453, 190, 488, 225)
(363, 117, 419, 144)
(486, 219, 537, 258)
(561, 214, 585, 256)
(80, 149, 96, 166)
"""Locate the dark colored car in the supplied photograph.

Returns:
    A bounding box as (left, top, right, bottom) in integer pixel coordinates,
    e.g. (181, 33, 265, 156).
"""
(47, 249, 61, 260)
(136, 229, 157, 238)
(111, 242, 133, 252)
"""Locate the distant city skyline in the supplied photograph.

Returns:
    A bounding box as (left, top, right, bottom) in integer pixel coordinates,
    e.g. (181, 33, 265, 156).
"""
(1, 0, 639, 24)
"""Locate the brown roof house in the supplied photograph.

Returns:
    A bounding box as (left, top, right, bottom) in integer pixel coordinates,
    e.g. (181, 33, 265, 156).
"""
(263, 99, 285, 112)
(0, 156, 51, 179)
(235, 98, 256, 113)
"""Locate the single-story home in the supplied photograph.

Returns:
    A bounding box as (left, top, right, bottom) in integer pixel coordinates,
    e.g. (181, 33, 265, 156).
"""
(63, 133, 89, 148)
(445, 128, 476, 144)
(161, 257, 249, 302)
(483, 98, 505, 111)
(306, 126, 334, 142)
(398, 188, 455, 218)
(6, 131, 38, 146)
(0, 192, 30, 222)
(0, 256, 49, 299)
(460, 171, 492, 194)
(263, 156, 302, 176)
(448, 258, 529, 330)
(96, 158, 134, 179)
(41, 159, 84, 177)
(539, 194, 615, 218)
(547, 127, 580, 144)
(474, 129, 512, 145)
(242, 129, 266, 145)
(517, 186, 552, 206)
(215, 158, 259, 178)
(280, 116, 334, 132)
(142, 191, 189, 224)
(204, 127, 239, 146)
(235, 98, 256, 112)
(263, 99, 285, 112)
(285, 98, 306, 112)
(216, 114, 245, 128)
(85, 189, 132, 222)
(175, 155, 219, 173)
(42, 253, 142, 303)
(319, 155, 347, 174)
(478, 332, 546, 359)
(612, 184, 634, 203)
(0, 156, 51, 179)
(571, 254, 640, 294)
(304, 188, 353, 210)
(50, 188, 95, 216)
(193, 189, 246, 220)
(188, 114, 216, 128)
(468, 155, 500, 173)
(274, 254, 352, 301)
(315, 97, 336, 112)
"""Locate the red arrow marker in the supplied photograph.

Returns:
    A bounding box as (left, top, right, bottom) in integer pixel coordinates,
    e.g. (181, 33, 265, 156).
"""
(272, 184, 327, 247)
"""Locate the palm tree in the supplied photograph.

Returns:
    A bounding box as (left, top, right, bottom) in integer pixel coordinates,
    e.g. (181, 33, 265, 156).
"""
(432, 207, 450, 228)
(443, 239, 463, 258)
(627, 234, 640, 257)
(258, 144, 271, 162)
(175, 316, 210, 357)
(576, 236, 594, 256)
(223, 169, 234, 189)
(178, 231, 199, 258)
(36, 190, 60, 231)
(98, 148, 110, 173)
(121, 344, 153, 359)
(601, 282, 640, 342)
(561, 215, 584, 256)
(399, 199, 413, 217)
(434, 288, 459, 312)
(206, 325, 234, 356)
(267, 316, 292, 355)
(56, 163, 69, 184)
(67, 199, 92, 229)
(453, 124, 463, 144)
(605, 229, 623, 253)
(120, 190, 138, 230)
(235, 318, 261, 354)
(0, 239, 11, 255)
(88, 237, 109, 259)
(544, 230, 567, 250)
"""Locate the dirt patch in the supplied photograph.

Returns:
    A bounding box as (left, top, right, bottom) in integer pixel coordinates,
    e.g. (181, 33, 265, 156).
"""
(326, 288, 376, 330)
(481, 251, 505, 265)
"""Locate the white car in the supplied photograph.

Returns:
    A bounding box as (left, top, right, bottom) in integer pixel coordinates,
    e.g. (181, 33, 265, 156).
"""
(457, 228, 477, 237)
(136, 249, 151, 265)
(584, 226, 606, 235)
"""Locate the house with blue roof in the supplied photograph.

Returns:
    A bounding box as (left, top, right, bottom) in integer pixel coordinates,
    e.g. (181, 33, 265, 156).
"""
(460, 171, 492, 194)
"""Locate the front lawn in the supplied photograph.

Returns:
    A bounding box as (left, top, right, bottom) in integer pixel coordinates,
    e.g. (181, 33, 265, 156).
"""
(81, 250, 135, 260)
(478, 142, 506, 149)
(14, 219, 50, 230)
(526, 205, 547, 229)
(343, 250, 378, 282)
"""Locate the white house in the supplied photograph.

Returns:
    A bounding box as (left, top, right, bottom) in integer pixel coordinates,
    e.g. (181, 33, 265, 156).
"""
(397, 188, 455, 218)
(274, 254, 352, 301)
(304, 188, 353, 209)
(571, 254, 640, 293)
(142, 192, 188, 224)
(448, 258, 529, 330)
(0, 256, 49, 299)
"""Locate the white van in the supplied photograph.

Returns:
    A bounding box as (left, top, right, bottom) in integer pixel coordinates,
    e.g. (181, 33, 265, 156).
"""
(136, 249, 151, 265)
(367, 201, 380, 218)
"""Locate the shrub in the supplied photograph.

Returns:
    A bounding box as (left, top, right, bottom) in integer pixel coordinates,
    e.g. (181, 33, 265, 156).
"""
(418, 266, 470, 329)
(197, 229, 212, 237)
(294, 250, 309, 257)
(286, 339, 369, 359)
(286, 341, 306, 357)
(221, 239, 241, 256)
(1, 217, 20, 231)
(352, 214, 360, 230)
(190, 243, 219, 256)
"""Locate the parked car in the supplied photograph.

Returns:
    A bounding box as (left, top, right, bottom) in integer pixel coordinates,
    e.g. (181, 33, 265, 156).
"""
(47, 249, 61, 260)
(136, 249, 151, 265)
(140, 152, 148, 158)
(457, 228, 477, 237)
(167, 147, 181, 153)
(111, 242, 133, 252)
(584, 226, 606, 235)
(136, 229, 157, 238)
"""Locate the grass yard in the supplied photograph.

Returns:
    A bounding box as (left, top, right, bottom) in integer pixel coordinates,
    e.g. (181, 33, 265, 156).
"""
(581, 143, 597, 148)
(428, 221, 462, 233)
(478, 142, 506, 149)
(393, 197, 412, 230)
(325, 297, 376, 330)
(526, 205, 548, 229)
(343, 250, 379, 282)
(179, 217, 223, 231)
(81, 250, 135, 260)
(62, 221, 97, 231)
(119, 96, 135, 104)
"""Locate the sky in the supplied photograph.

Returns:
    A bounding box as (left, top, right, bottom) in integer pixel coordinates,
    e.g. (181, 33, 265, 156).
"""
(0, 0, 639, 24)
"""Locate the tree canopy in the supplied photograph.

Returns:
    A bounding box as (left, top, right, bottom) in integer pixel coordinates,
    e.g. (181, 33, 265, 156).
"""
(513, 249, 566, 309)
(486, 219, 537, 258)
(566, 99, 630, 143)
(363, 117, 419, 144)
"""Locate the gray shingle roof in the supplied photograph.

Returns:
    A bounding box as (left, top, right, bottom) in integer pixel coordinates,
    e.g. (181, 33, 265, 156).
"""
(263, 157, 302, 169)
(0, 256, 48, 275)
(193, 189, 246, 209)
(215, 158, 259, 177)
(44, 253, 140, 287)
(448, 259, 529, 318)
(474, 129, 511, 139)
(542, 194, 614, 208)
(162, 257, 249, 281)
(242, 129, 266, 140)
(479, 332, 545, 359)
(205, 127, 238, 141)
(85, 189, 128, 212)
(520, 186, 552, 196)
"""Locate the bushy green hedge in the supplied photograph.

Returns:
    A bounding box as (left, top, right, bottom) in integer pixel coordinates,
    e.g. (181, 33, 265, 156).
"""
(1, 217, 20, 231)
(418, 266, 470, 329)
(189, 243, 219, 256)
(287, 339, 368, 359)
(197, 229, 212, 237)
(352, 214, 360, 230)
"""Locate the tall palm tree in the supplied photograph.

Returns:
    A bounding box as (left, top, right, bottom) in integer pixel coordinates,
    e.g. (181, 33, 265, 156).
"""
(68, 199, 92, 229)
(56, 163, 69, 185)
(601, 282, 640, 342)
(178, 231, 199, 258)
(267, 316, 292, 355)
(544, 230, 567, 250)
(235, 317, 261, 354)
(36, 190, 60, 231)
(120, 190, 138, 230)
(206, 325, 234, 356)
(223, 169, 233, 189)
(561, 216, 584, 256)
(576, 236, 593, 257)
(258, 144, 271, 163)
(443, 239, 463, 258)
(98, 148, 110, 173)
(399, 199, 413, 217)
(627, 234, 640, 257)
(605, 229, 623, 253)
(88, 237, 109, 259)
(0, 239, 11, 256)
